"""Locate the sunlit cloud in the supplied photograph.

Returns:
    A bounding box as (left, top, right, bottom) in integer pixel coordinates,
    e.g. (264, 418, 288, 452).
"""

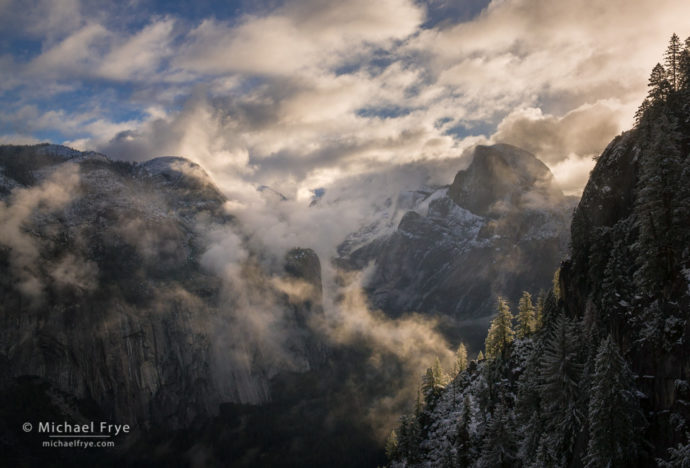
(2, 0, 690, 199)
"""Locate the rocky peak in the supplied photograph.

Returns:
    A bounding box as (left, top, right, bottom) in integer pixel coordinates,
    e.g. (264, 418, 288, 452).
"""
(448, 143, 564, 217)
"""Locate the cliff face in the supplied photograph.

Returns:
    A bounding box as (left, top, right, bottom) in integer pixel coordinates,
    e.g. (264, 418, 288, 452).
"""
(560, 120, 690, 452)
(339, 144, 575, 349)
(0, 144, 325, 432)
(448, 143, 565, 218)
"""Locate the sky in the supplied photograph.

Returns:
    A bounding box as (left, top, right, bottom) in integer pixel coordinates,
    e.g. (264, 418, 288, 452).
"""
(1, 0, 690, 199)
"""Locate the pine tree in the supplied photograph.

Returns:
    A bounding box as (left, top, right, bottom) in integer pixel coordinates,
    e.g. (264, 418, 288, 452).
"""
(647, 63, 672, 104)
(538, 313, 584, 465)
(455, 343, 468, 375)
(679, 36, 690, 91)
(530, 434, 557, 468)
(679, 48, 690, 91)
(539, 290, 560, 334)
(673, 149, 690, 284)
(456, 394, 475, 468)
(397, 391, 424, 463)
(516, 291, 537, 339)
(385, 430, 399, 460)
(477, 350, 484, 361)
(584, 336, 643, 468)
(477, 398, 517, 468)
(535, 290, 545, 331)
(397, 415, 415, 462)
(485, 297, 515, 360)
(422, 357, 448, 409)
(552, 268, 561, 301)
(635, 98, 652, 126)
(515, 341, 544, 463)
(600, 230, 635, 332)
(665, 33, 682, 91)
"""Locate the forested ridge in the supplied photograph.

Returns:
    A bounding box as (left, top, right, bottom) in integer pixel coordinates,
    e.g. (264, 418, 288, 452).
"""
(386, 34, 690, 468)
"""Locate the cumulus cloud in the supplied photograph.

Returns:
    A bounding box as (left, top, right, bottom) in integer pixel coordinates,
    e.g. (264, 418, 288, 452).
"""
(175, 0, 423, 77)
(493, 103, 625, 164)
(491, 102, 626, 193)
(548, 153, 598, 198)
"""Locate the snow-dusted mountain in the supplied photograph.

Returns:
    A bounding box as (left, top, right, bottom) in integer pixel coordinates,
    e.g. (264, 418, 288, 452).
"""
(0, 144, 326, 433)
(338, 144, 576, 349)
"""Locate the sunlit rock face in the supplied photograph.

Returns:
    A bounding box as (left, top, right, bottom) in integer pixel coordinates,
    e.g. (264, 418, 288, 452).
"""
(448, 144, 566, 218)
(0, 144, 325, 430)
(338, 144, 576, 349)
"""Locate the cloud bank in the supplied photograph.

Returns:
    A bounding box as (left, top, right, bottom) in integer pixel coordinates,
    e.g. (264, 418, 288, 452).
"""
(2, 0, 689, 200)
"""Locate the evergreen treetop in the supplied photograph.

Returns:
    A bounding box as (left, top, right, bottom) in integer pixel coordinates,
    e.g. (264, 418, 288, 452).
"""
(516, 291, 537, 339)
(484, 297, 515, 360)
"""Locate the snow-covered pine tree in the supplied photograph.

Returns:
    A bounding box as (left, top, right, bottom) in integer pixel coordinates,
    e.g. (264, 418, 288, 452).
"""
(397, 414, 416, 463)
(538, 313, 585, 465)
(516, 291, 536, 339)
(477, 398, 517, 468)
(529, 434, 557, 468)
(515, 339, 544, 464)
(485, 297, 515, 360)
(600, 224, 636, 333)
(422, 357, 449, 409)
(455, 394, 476, 468)
(538, 290, 560, 337)
(397, 390, 424, 464)
(584, 336, 643, 468)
